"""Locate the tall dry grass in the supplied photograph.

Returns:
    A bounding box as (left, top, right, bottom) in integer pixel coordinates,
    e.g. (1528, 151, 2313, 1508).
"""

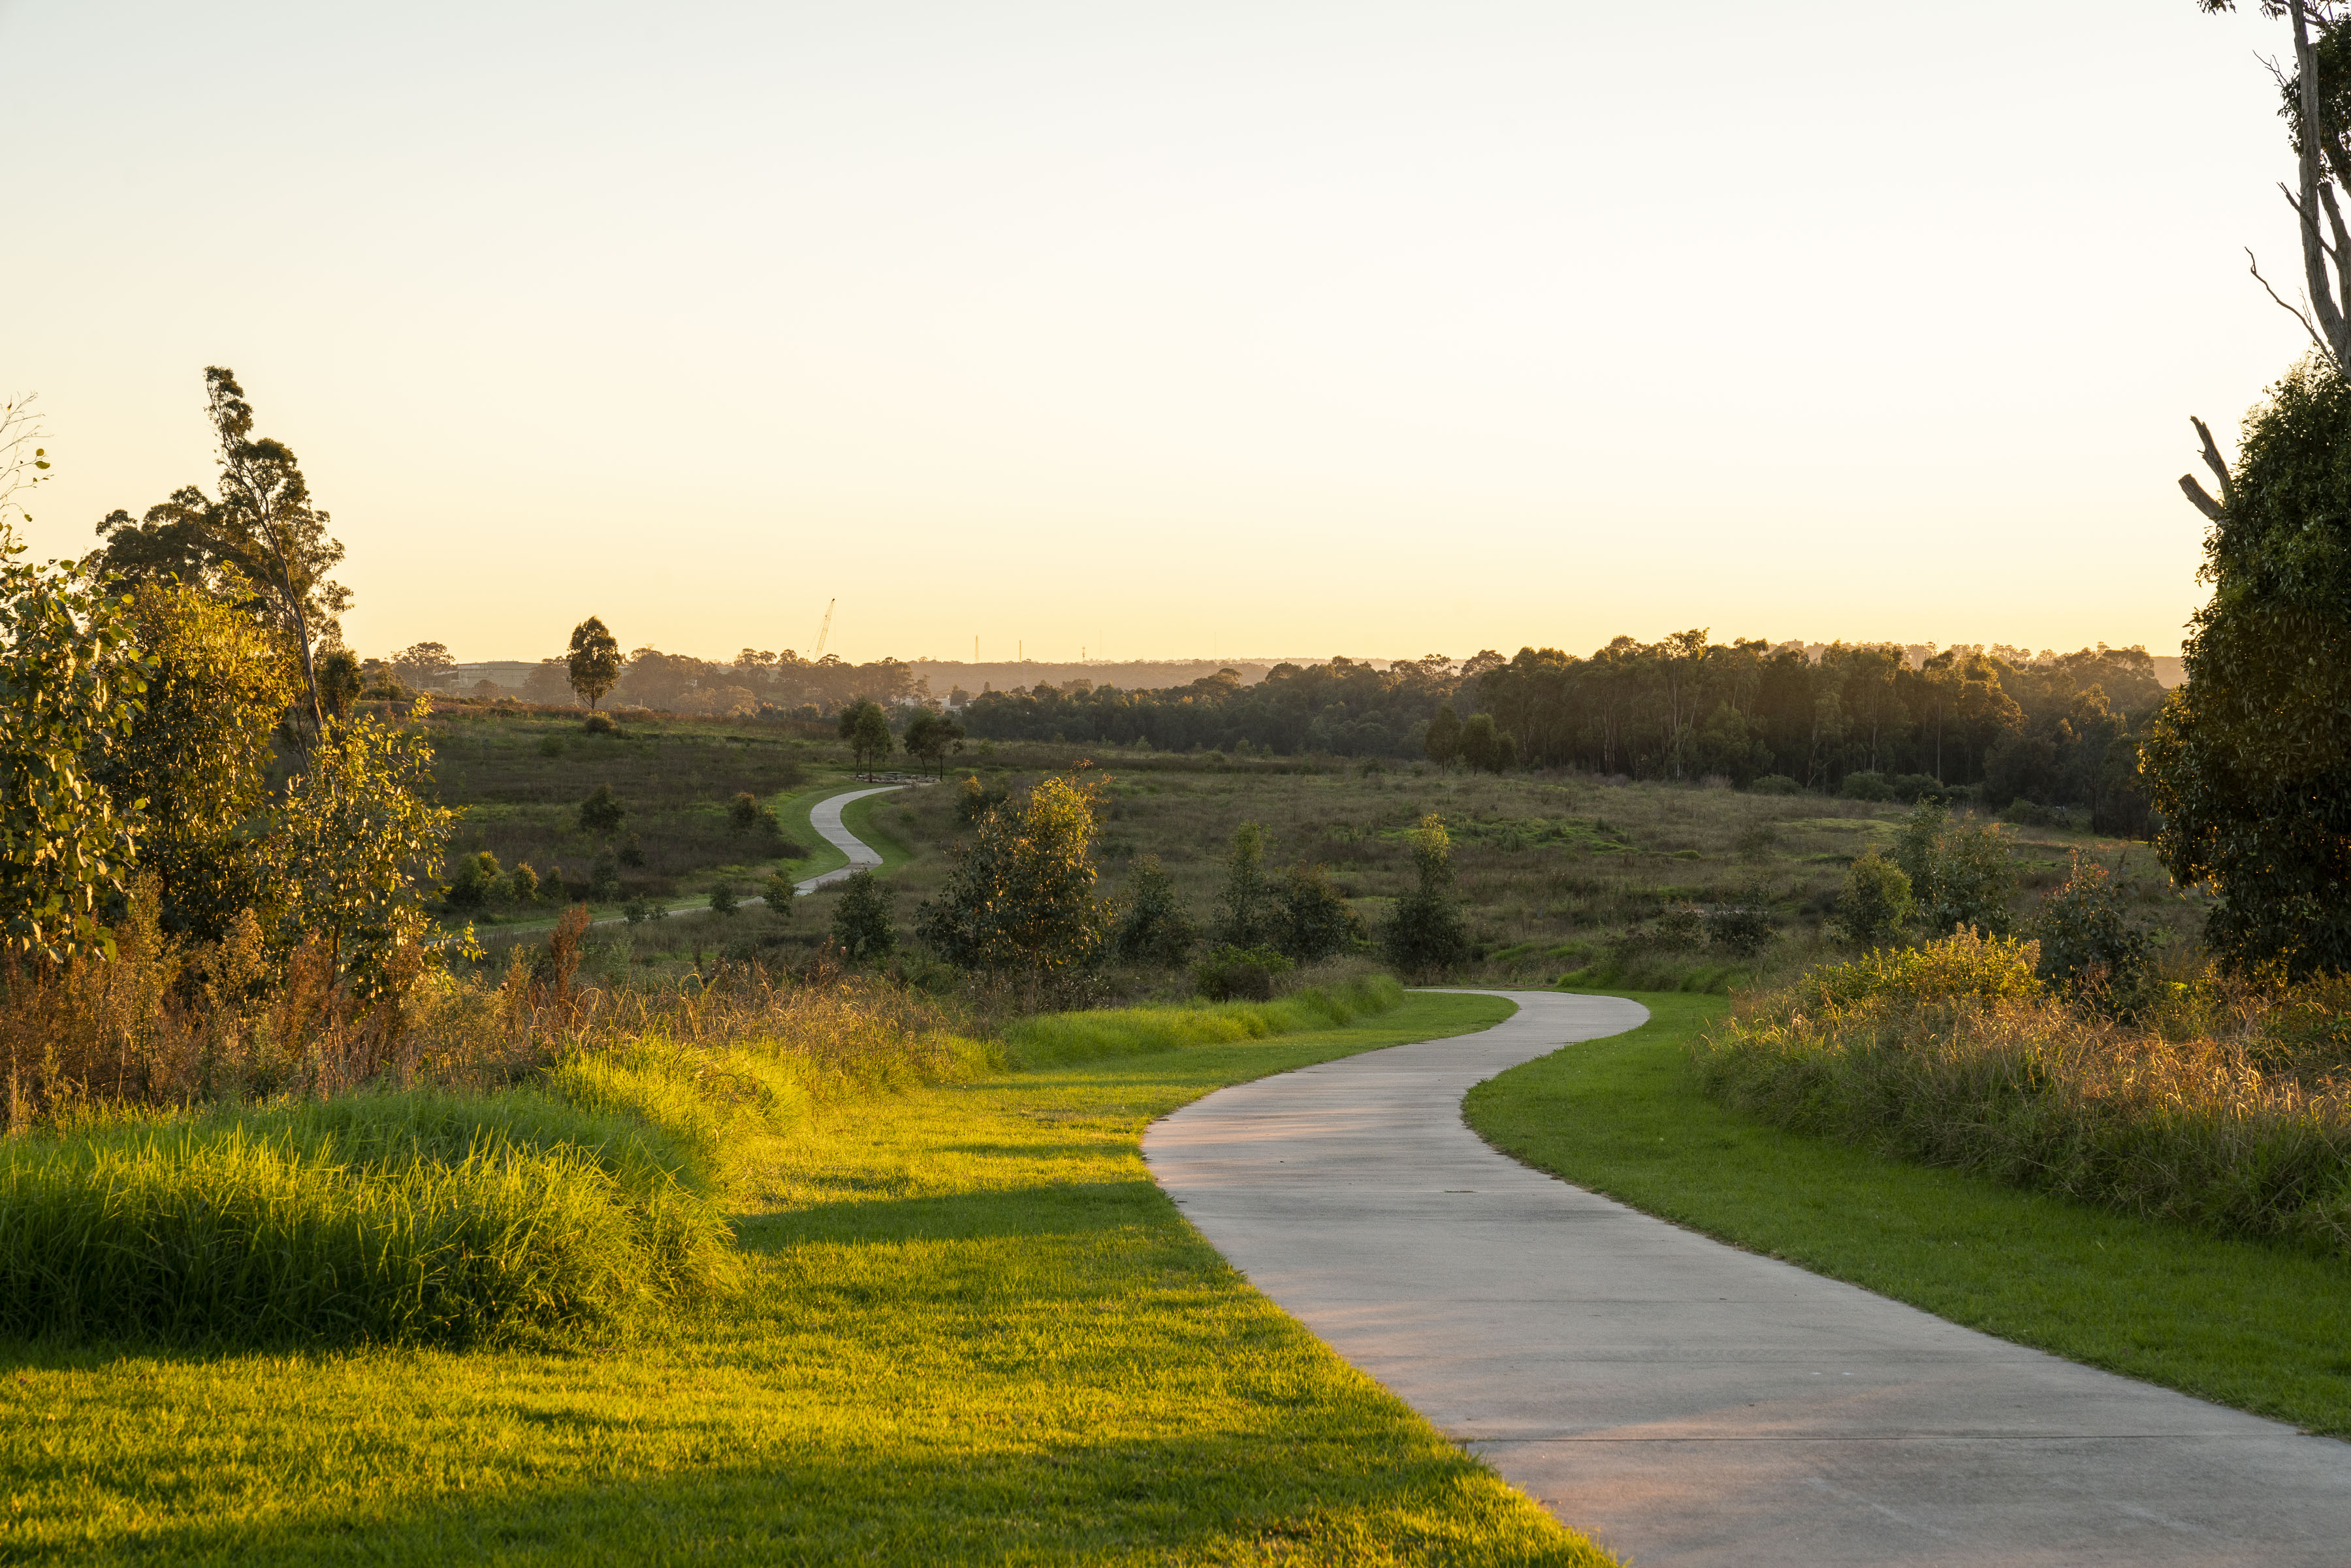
(1697, 931, 2351, 1255)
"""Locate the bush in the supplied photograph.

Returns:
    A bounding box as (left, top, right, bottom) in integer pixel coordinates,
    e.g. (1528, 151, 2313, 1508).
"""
(1112, 855, 1198, 967)
(1750, 774, 1801, 795)
(1704, 897, 1778, 957)
(1893, 803, 2017, 936)
(2030, 850, 2156, 1000)
(1887, 773, 1945, 804)
(445, 850, 500, 912)
(506, 863, 541, 904)
(622, 895, 664, 925)
(831, 870, 895, 963)
(1278, 863, 1362, 963)
(1795, 927, 2043, 1012)
(1382, 815, 1470, 979)
(1838, 771, 1896, 802)
(582, 712, 617, 735)
(955, 774, 1009, 825)
(588, 850, 621, 901)
(708, 882, 739, 918)
(1193, 944, 1296, 1002)
(761, 871, 797, 916)
(1831, 849, 1915, 948)
(578, 784, 626, 837)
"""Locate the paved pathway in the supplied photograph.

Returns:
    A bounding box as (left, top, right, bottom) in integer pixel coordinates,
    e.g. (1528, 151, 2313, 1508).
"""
(1142, 989, 2351, 1566)
(788, 784, 902, 894)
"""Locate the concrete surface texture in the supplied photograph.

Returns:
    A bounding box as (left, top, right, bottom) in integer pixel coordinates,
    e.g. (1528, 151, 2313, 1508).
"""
(1142, 988, 2351, 1566)
(792, 785, 901, 894)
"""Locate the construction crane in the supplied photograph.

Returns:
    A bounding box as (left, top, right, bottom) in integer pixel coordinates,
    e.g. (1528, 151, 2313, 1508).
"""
(812, 598, 836, 658)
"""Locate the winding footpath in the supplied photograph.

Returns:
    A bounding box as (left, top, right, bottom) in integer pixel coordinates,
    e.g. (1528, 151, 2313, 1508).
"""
(786, 784, 903, 895)
(1142, 989, 2351, 1567)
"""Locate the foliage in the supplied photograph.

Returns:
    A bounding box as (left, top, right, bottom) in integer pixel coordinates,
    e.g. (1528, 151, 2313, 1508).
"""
(445, 851, 500, 913)
(1381, 814, 1470, 978)
(1211, 823, 1281, 950)
(577, 783, 626, 837)
(1110, 854, 1198, 966)
(317, 647, 362, 718)
(1892, 802, 2017, 936)
(1424, 703, 1462, 765)
(761, 871, 796, 915)
(1277, 861, 1362, 963)
(91, 368, 351, 738)
(2144, 357, 2351, 976)
(831, 870, 895, 962)
(1831, 848, 1915, 948)
(566, 616, 622, 709)
(1458, 711, 1518, 773)
(917, 775, 1110, 979)
(837, 699, 895, 773)
(901, 708, 965, 778)
(0, 533, 148, 961)
(1703, 893, 1777, 957)
(97, 582, 296, 944)
(956, 773, 1009, 824)
(265, 700, 455, 989)
(391, 641, 455, 690)
(1698, 938, 2351, 1264)
(708, 881, 739, 918)
(1192, 943, 1295, 1002)
(2029, 850, 2157, 999)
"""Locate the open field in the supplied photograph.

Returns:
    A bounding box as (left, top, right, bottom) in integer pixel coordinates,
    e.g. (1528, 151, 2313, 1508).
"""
(1464, 993, 2351, 1437)
(2, 989, 1609, 1565)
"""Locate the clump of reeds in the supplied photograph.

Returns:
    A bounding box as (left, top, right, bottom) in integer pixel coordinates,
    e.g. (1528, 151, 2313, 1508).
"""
(1697, 930, 2351, 1255)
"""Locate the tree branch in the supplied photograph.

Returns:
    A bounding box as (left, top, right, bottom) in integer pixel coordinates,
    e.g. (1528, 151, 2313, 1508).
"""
(2288, 1, 2351, 366)
(2180, 474, 2226, 522)
(2192, 414, 2235, 502)
(2248, 245, 2331, 353)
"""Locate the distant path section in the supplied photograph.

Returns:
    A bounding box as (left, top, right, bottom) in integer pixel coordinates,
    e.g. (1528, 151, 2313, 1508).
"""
(790, 786, 903, 895)
(1144, 987, 2351, 1567)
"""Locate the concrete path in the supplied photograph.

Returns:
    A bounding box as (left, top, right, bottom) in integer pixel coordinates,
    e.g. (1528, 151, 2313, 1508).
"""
(1142, 988, 2351, 1566)
(790, 784, 902, 894)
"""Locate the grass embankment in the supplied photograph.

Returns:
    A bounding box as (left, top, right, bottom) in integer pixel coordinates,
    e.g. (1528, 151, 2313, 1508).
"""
(1465, 991, 2351, 1436)
(8, 987, 1611, 1564)
(1001, 974, 1404, 1066)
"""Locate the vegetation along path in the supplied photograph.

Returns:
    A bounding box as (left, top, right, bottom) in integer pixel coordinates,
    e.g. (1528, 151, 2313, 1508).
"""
(1142, 989, 2351, 1567)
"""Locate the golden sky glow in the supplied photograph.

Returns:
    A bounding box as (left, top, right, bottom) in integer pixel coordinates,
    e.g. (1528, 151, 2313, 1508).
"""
(1, 1, 2304, 664)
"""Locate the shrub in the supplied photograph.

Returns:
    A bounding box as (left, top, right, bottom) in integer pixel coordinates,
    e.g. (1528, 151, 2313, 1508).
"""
(1893, 803, 2017, 936)
(622, 895, 664, 925)
(761, 871, 797, 916)
(708, 882, 739, 918)
(588, 850, 621, 901)
(582, 711, 617, 735)
(1750, 775, 1801, 795)
(955, 775, 1009, 825)
(1278, 863, 1362, 963)
(1839, 771, 1896, 802)
(2030, 850, 2156, 1000)
(831, 870, 895, 963)
(1831, 849, 1915, 948)
(506, 863, 541, 904)
(1193, 944, 1294, 1002)
(578, 784, 626, 837)
(1705, 897, 1778, 957)
(1887, 773, 1945, 804)
(537, 735, 564, 758)
(1213, 824, 1282, 950)
(728, 792, 763, 833)
(1112, 854, 1198, 967)
(918, 775, 1108, 979)
(1795, 927, 2043, 1012)
(1382, 815, 1469, 979)
(445, 851, 500, 912)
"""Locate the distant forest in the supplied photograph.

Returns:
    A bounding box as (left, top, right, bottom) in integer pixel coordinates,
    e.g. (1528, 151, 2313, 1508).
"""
(955, 636, 2170, 831)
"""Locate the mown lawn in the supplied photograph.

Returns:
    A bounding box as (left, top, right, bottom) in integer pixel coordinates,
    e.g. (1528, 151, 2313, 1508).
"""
(1465, 991, 2351, 1436)
(2, 991, 1609, 1566)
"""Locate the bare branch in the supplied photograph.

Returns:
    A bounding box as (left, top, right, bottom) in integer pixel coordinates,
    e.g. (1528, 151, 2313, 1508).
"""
(2288, 1, 2351, 366)
(2192, 414, 2235, 501)
(2248, 246, 2331, 353)
(2180, 474, 2226, 522)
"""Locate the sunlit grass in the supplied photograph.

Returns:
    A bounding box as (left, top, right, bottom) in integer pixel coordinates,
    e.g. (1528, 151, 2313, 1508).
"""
(4, 990, 1609, 1565)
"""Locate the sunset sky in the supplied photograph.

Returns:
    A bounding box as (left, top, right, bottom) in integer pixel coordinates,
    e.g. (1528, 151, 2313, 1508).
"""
(1, 1, 2303, 665)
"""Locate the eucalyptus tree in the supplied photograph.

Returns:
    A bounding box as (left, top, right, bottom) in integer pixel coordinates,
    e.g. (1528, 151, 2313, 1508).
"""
(567, 616, 622, 709)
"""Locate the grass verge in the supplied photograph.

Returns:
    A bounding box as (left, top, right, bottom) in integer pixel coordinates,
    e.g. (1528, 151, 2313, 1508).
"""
(1001, 974, 1405, 1066)
(1463, 991, 2351, 1437)
(7, 989, 1610, 1565)
(835, 786, 916, 875)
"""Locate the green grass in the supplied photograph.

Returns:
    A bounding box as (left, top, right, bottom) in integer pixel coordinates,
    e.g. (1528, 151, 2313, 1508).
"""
(1464, 991, 2351, 1437)
(837, 786, 917, 875)
(771, 776, 861, 885)
(5, 990, 1610, 1565)
(1000, 975, 1405, 1066)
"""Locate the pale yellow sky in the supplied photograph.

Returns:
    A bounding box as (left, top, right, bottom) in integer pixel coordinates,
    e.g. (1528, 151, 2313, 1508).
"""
(1, 1, 2301, 664)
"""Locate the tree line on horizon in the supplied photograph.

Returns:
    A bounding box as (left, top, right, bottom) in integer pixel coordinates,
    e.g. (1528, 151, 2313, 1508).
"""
(953, 637, 2169, 829)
